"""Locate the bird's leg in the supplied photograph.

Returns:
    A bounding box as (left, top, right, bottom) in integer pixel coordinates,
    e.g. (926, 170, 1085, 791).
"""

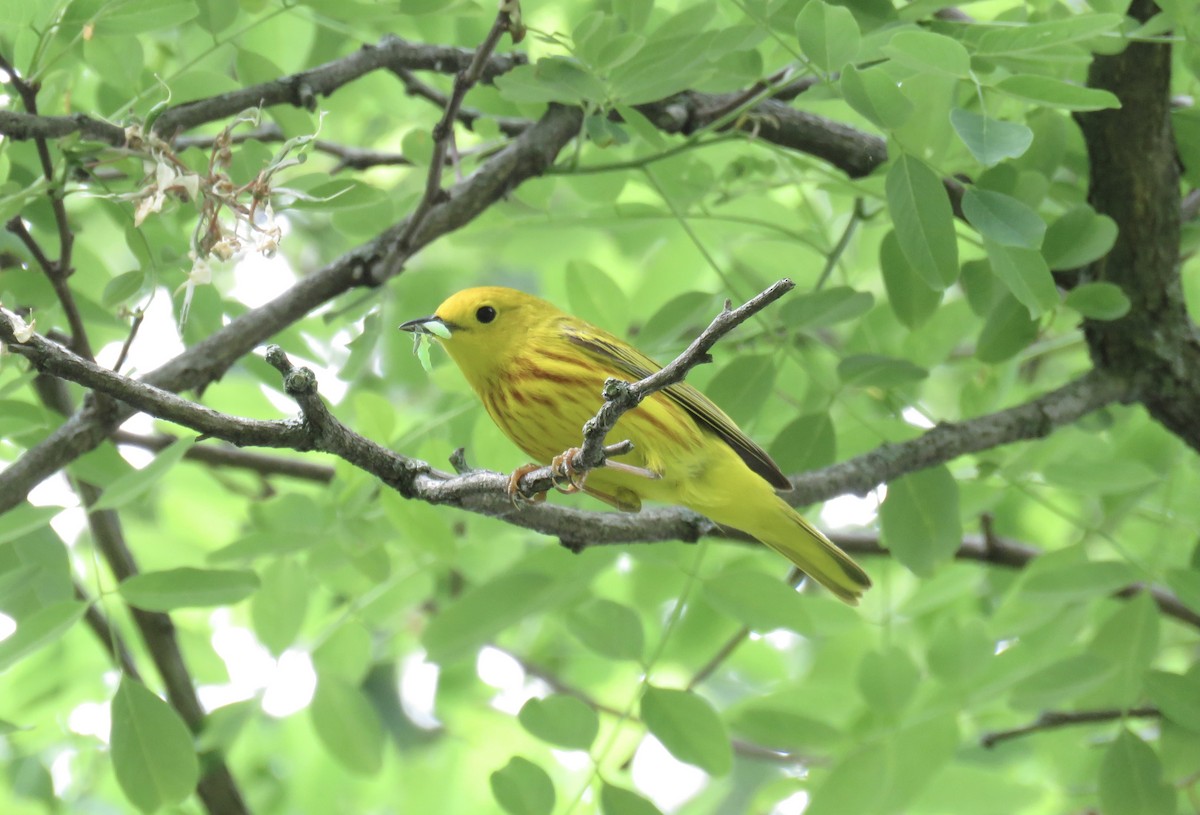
(507, 463, 548, 506)
(550, 447, 587, 494)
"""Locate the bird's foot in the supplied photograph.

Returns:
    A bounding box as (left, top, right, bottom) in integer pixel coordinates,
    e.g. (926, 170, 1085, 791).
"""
(550, 447, 587, 494)
(507, 463, 548, 506)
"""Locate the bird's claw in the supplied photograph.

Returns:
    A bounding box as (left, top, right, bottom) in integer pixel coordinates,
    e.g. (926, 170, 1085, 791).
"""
(507, 463, 547, 507)
(550, 447, 587, 494)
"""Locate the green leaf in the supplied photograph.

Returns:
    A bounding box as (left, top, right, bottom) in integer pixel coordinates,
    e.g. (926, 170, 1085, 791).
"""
(927, 618, 993, 688)
(1010, 654, 1117, 710)
(995, 75, 1121, 111)
(251, 559, 308, 655)
(961, 189, 1045, 249)
(885, 154, 959, 289)
(807, 714, 958, 815)
(882, 30, 970, 77)
(1042, 206, 1119, 269)
(517, 695, 599, 750)
(119, 568, 259, 611)
(837, 354, 928, 388)
(1021, 560, 1136, 600)
(727, 705, 841, 753)
(704, 354, 776, 426)
(857, 647, 920, 717)
(566, 598, 644, 662)
(795, 1, 861, 72)
(102, 270, 147, 307)
(90, 0, 198, 35)
(1064, 282, 1131, 320)
(1043, 460, 1160, 494)
(880, 230, 941, 329)
(984, 240, 1059, 318)
(600, 782, 664, 815)
(312, 622, 372, 682)
(110, 679, 199, 813)
(1165, 568, 1200, 615)
(494, 57, 605, 105)
(0, 504, 60, 547)
(950, 109, 1034, 166)
(780, 286, 874, 329)
(0, 601, 87, 673)
(92, 437, 196, 511)
(976, 294, 1038, 363)
(423, 572, 558, 663)
(975, 14, 1125, 55)
(641, 687, 732, 775)
(880, 465, 962, 576)
(1088, 594, 1159, 706)
(703, 569, 812, 634)
(195, 0, 239, 34)
(490, 757, 556, 815)
(840, 65, 913, 130)
(566, 260, 629, 333)
(309, 677, 385, 775)
(1146, 669, 1200, 732)
(1098, 731, 1177, 815)
(769, 412, 836, 473)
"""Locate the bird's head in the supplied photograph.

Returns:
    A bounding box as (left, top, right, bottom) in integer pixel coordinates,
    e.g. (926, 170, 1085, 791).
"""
(400, 286, 557, 385)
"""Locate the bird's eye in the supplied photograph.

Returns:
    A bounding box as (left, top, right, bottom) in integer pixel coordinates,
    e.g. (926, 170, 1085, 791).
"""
(476, 305, 497, 324)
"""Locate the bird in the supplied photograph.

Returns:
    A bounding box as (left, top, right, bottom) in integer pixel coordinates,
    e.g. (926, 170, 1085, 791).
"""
(400, 287, 871, 604)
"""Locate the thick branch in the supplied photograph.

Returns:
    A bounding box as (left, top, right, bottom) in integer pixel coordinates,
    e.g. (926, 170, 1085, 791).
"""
(10, 313, 1193, 633)
(1076, 0, 1200, 452)
(0, 103, 584, 513)
(152, 34, 526, 138)
(0, 108, 127, 146)
(788, 371, 1130, 504)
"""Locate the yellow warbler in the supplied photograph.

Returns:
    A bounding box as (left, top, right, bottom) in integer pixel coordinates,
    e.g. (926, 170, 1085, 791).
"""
(401, 287, 871, 604)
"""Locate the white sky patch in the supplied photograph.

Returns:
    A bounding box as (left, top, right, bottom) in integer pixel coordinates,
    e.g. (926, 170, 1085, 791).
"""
(763, 629, 804, 651)
(631, 735, 707, 812)
(399, 650, 442, 730)
(0, 611, 15, 642)
(770, 790, 810, 815)
(95, 289, 185, 376)
(26, 474, 87, 546)
(228, 238, 297, 308)
(819, 486, 886, 530)
(551, 748, 591, 772)
(67, 700, 111, 744)
(901, 406, 936, 429)
(50, 749, 76, 797)
(476, 646, 551, 715)
(261, 650, 316, 718)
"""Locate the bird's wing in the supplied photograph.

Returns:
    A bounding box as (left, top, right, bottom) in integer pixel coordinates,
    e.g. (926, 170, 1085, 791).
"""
(561, 322, 793, 491)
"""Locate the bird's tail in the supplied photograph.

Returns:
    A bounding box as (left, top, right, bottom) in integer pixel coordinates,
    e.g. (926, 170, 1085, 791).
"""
(744, 497, 872, 605)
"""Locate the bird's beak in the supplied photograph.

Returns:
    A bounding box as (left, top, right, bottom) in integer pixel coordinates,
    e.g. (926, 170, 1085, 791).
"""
(399, 315, 447, 336)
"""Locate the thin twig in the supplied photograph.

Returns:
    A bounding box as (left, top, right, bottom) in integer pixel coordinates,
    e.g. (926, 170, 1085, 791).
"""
(0, 55, 90, 360)
(112, 311, 144, 373)
(111, 430, 335, 482)
(390, 67, 530, 137)
(981, 707, 1160, 749)
(516, 279, 795, 495)
(385, 3, 524, 270)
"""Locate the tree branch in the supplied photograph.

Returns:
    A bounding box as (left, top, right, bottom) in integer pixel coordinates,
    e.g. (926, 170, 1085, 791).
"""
(111, 430, 334, 483)
(981, 707, 1160, 749)
(387, 3, 525, 266)
(788, 370, 1130, 505)
(9, 306, 1193, 633)
(0, 102, 584, 513)
(151, 34, 527, 138)
(1076, 0, 1200, 453)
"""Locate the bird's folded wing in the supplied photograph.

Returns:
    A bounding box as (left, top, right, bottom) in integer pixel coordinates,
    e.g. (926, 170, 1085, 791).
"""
(562, 322, 793, 491)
